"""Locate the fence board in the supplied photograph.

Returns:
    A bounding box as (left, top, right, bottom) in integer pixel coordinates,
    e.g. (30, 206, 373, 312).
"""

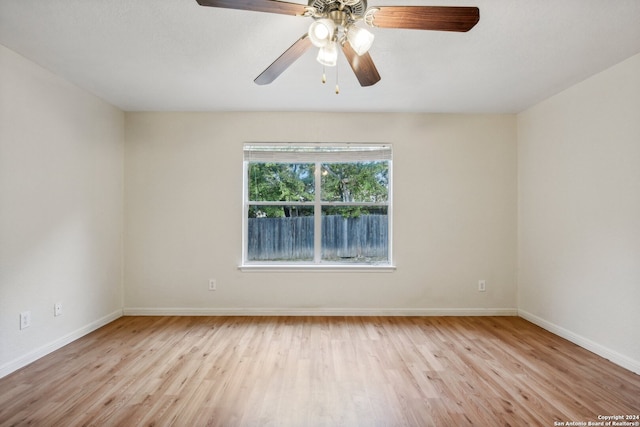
(248, 215, 388, 261)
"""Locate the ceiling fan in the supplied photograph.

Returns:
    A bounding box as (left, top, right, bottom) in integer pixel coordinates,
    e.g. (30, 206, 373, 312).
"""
(195, 0, 479, 88)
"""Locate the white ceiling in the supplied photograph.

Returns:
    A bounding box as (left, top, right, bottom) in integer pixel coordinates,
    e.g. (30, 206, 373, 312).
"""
(1, 0, 639, 113)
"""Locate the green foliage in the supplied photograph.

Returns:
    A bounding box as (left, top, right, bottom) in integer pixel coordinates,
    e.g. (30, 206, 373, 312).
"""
(321, 162, 388, 202)
(248, 163, 314, 218)
(322, 162, 388, 218)
(248, 161, 389, 218)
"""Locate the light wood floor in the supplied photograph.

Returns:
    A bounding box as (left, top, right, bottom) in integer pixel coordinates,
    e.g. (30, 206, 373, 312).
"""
(1, 316, 638, 426)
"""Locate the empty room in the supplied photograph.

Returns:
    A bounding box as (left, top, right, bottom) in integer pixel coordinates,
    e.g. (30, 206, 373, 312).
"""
(1, 0, 639, 425)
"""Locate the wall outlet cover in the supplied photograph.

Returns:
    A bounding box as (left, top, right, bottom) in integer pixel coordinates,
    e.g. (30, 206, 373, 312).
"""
(20, 311, 31, 330)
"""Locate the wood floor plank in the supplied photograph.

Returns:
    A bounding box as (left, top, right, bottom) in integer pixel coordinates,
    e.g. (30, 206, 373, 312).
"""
(1, 316, 639, 426)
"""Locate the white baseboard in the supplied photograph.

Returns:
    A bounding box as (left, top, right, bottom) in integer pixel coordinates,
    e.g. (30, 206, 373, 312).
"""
(123, 307, 518, 317)
(0, 309, 123, 379)
(518, 309, 640, 375)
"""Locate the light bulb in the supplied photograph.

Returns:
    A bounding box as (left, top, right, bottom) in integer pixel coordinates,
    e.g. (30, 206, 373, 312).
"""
(308, 19, 336, 48)
(313, 24, 329, 40)
(317, 41, 338, 67)
(347, 25, 375, 56)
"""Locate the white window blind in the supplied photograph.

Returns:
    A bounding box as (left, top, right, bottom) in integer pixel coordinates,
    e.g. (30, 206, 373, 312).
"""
(244, 143, 392, 163)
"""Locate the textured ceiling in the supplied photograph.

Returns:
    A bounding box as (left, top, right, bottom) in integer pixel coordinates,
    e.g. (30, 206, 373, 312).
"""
(1, 0, 639, 113)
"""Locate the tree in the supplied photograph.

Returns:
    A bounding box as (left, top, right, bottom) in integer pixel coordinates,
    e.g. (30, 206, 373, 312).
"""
(321, 161, 388, 217)
(248, 163, 314, 218)
(248, 161, 389, 218)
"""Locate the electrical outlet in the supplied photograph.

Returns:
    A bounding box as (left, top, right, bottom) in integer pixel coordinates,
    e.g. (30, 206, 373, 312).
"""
(20, 311, 31, 330)
(54, 303, 63, 317)
(478, 280, 486, 292)
(209, 279, 216, 291)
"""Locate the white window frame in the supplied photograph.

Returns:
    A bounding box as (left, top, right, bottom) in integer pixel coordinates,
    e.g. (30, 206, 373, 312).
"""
(241, 143, 394, 272)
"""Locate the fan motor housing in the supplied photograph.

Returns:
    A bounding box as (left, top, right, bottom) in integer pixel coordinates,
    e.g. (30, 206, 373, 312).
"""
(308, 0, 367, 17)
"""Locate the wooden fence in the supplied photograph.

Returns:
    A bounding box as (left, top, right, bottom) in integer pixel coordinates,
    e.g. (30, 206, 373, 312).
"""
(248, 215, 388, 261)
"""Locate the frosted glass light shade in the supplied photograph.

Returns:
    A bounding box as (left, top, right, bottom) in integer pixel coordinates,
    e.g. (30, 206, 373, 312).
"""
(316, 41, 338, 67)
(347, 25, 375, 56)
(308, 19, 336, 48)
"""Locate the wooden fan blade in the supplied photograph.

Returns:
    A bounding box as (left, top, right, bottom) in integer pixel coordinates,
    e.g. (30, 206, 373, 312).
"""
(341, 42, 381, 87)
(255, 34, 313, 85)
(368, 6, 479, 32)
(196, 0, 307, 16)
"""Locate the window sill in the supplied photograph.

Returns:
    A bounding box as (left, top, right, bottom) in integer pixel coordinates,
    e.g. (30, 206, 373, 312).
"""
(239, 263, 396, 273)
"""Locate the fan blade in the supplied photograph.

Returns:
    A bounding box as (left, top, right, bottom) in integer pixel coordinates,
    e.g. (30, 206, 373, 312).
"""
(255, 34, 313, 85)
(341, 42, 381, 87)
(368, 6, 479, 32)
(196, 0, 308, 16)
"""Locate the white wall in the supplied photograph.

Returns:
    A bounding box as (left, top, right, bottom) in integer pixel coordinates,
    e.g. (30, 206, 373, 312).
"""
(124, 112, 517, 314)
(518, 53, 640, 373)
(0, 45, 124, 376)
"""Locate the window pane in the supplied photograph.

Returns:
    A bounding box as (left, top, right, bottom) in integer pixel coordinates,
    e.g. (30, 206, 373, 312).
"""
(243, 144, 392, 267)
(321, 161, 388, 202)
(321, 207, 388, 263)
(247, 205, 314, 261)
(248, 163, 314, 202)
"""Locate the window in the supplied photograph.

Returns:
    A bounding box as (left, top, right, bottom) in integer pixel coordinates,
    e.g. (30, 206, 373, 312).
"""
(242, 143, 392, 269)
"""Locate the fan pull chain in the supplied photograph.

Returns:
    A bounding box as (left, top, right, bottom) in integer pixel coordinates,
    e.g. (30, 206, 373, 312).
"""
(319, 64, 339, 94)
(335, 60, 340, 94)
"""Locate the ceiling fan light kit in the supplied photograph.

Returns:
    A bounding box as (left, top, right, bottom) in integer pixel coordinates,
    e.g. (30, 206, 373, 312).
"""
(308, 18, 336, 47)
(317, 42, 338, 66)
(346, 25, 375, 56)
(196, 0, 479, 88)
(307, 5, 375, 66)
